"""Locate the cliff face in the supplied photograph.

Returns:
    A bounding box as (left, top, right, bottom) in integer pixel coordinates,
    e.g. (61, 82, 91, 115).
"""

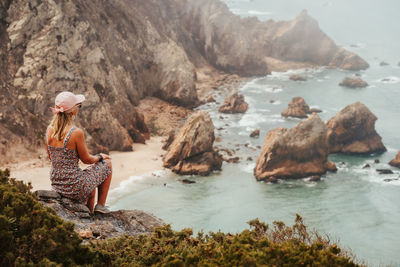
(0, 0, 368, 164)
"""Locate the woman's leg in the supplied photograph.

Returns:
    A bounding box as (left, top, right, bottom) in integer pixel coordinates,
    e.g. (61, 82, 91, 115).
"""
(97, 159, 112, 206)
(86, 189, 96, 213)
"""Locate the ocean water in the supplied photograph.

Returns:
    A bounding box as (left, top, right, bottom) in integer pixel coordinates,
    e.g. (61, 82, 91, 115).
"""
(110, 1, 400, 266)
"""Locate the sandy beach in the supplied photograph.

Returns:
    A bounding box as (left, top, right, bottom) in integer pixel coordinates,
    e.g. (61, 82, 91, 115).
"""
(3, 136, 166, 191)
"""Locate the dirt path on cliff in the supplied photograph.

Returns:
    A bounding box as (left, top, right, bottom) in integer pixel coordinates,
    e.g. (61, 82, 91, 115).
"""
(4, 137, 166, 191)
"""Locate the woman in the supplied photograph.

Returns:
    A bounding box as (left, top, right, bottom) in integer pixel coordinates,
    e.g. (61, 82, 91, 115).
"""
(45, 91, 112, 214)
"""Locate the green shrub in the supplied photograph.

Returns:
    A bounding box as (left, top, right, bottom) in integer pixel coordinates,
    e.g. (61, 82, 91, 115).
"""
(91, 216, 361, 267)
(0, 169, 98, 266)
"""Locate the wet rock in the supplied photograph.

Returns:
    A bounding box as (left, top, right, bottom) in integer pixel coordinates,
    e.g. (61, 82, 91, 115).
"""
(376, 169, 394, 174)
(162, 130, 175, 151)
(247, 157, 253, 161)
(290, 74, 307, 81)
(384, 178, 399, 182)
(374, 159, 380, 164)
(163, 111, 222, 176)
(269, 100, 276, 104)
(281, 97, 310, 119)
(326, 102, 386, 154)
(250, 129, 260, 138)
(225, 157, 240, 163)
(389, 151, 400, 168)
(254, 114, 337, 181)
(310, 175, 321, 182)
(219, 91, 248, 114)
(266, 177, 278, 184)
(180, 179, 196, 184)
(339, 77, 368, 88)
(380, 61, 389, 66)
(36, 190, 163, 240)
(309, 108, 322, 113)
(362, 164, 370, 169)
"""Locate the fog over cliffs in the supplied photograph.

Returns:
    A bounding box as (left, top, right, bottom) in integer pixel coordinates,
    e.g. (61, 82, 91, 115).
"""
(0, 0, 367, 164)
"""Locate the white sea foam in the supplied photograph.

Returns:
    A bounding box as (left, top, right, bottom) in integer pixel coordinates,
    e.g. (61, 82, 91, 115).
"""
(238, 112, 268, 127)
(241, 162, 256, 174)
(247, 10, 272, 16)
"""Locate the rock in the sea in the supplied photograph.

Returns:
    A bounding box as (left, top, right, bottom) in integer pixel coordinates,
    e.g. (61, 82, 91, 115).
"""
(250, 129, 260, 138)
(281, 97, 310, 119)
(309, 108, 323, 113)
(376, 169, 394, 175)
(219, 91, 248, 114)
(36, 190, 163, 240)
(290, 74, 307, 81)
(389, 151, 400, 168)
(254, 114, 337, 181)
(163, 111, 222, 176)
(380, 61, 389, 66)
(339, 77, 368, 88)
(326, 102, 386, 154)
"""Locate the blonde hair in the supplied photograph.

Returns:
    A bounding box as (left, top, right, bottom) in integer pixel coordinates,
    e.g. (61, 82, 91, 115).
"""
(49, 112, 74, 141)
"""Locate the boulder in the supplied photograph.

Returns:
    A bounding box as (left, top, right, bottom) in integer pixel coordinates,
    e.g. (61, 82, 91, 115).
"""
(339, 77, 368, 88)
(281, 97, 310, 119)
(379, 61, 389, 66)
(290, 74, 307, 81)
(326, 102, 386, 154)
(309, 108, 322, 113)
(376, 169, 394, 175)
(250, 129, 260, 138)
(219, 91, 248, 113)
(35, 190, 163, 240)
(254, 114, 337, 181)
(163, 111, 222, 176)
(389, 151, 400, 168)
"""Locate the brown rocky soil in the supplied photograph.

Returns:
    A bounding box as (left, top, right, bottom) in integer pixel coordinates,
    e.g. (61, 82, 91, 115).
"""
(326, 102, 386, 154)
(389, 151, 400, 168)
(163, 111, 222, 176)
(281, 97, 311, 119)
(254, 114, 336, 181)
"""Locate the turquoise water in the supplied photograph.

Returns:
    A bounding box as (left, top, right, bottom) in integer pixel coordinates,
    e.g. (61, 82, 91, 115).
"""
(111, 1, 400, 266)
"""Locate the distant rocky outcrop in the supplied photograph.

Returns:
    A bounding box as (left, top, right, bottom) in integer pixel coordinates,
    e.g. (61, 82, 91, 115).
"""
(35, 190, 163, 240)
(0, 0, 369, 164)
(326, 102, 386, 154)
(290, 75, 307, 81)
(389, 151, 400, 168)
(163, 111, 222, 175)
(339, 77, 368, 88)
(219, 91, 248, 114)
(281, 97, 310, 119)
(254, 114, 337, 181)
(250, 129, 260, 138)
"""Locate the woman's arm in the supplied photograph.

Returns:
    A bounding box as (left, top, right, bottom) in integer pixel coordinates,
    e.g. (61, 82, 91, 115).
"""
(74, 128, 101, 164)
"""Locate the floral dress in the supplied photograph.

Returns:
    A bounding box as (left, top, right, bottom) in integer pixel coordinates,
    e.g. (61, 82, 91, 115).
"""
(46, 126, 111, 203)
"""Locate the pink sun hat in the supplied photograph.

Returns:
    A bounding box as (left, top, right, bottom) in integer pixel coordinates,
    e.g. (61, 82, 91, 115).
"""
(51, 91, 85, 114)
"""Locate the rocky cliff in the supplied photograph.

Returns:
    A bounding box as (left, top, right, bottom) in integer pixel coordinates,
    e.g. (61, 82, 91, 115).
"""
(0, 0, 368, 164)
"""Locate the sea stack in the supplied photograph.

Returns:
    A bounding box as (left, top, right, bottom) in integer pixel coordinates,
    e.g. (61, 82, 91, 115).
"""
(281, 97, 311, 119)
(163, 111, 222, 176)
(254, 114, 336, 182)
(339, 77, 368, 88)
(219, 91, 248, 114)
(389, 151, 400, 168)
(326, 102, 386, 154)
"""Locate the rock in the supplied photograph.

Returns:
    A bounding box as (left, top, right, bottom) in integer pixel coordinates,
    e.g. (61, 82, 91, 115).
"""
(247, 157, 253, 161)
(384, 178, 399, 182)
(281, 97, 310, 119)
(269, 100, 275, 104)
(35, 190, 163, 240)
(362, 164, 370, 169)
(389, 151, 400, 168)
(374, 159, 380, 164)
(35, 190, 61, 199)
(225, 157, 240, 163)
(218, 91, 248, 114)
(326, 102, 387, 154)
(162, 130, 175, 151)
(290, 74, 307, 81)
(310, 175, 321, 182)
(250, 129, 260, 138)
(376, 169, 394, 175)
(398, 62, 400, 67)
(163, 111, 222, 176)
(206, 95, 216, 103)
(180, 179, 196, 184)
(254, 114, 337, 181)
(380, 61, 389, 66)
(266, 177, 278, 184)
(309, 108, 322, 113)
(328, 48, 369, 70)
(339, 77, 368, 88)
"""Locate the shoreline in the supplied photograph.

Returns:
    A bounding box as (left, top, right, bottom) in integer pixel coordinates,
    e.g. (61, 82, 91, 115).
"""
(2, 136, 166, 191)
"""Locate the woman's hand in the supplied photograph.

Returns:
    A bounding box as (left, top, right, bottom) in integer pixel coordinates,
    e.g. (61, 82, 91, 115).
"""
(99, 153, 111, 161)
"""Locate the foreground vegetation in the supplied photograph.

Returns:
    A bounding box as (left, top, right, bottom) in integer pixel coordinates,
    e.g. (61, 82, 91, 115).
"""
(0, 169, 361, 266)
